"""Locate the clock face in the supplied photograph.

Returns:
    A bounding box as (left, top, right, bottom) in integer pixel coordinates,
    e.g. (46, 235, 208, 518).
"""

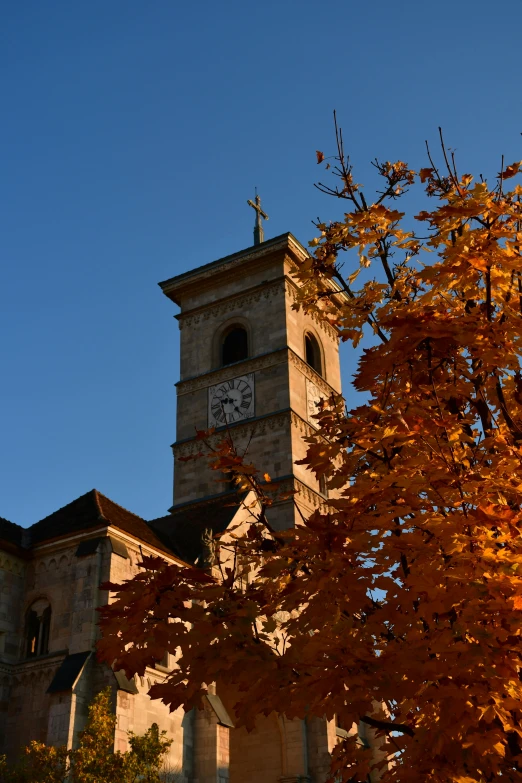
(208, 374, 255, 427)
(306, 378, 323, 426)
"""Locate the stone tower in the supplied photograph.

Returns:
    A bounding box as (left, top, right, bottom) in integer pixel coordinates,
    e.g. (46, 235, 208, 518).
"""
(155, 232, 345, 783)
(159, 232, 342, 528)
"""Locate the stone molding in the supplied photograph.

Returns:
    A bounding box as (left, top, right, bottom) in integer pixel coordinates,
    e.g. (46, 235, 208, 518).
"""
(177, 348, 288, 396)
(35, 552, 74, 573)
(290, 411, 316, 438)
(271, 476, 329, 513)
(173, 407, 328, 458)
(162, 234, 308, 301)
(9, 651, 68, 684)
(0, 552, 25, 576)
(0, 662, 14, 679)
(285, 279, 339, 341)
(295, 479, 329, 512)
(177, 347, 337, 398)
(287, 350, 337, 396)
(178, 278, 286, 330)
(176, 271, 339, 344)
(173, 409, 293, 457)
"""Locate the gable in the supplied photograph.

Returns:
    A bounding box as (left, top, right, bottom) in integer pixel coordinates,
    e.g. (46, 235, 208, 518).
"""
(149, 491, 259, 565)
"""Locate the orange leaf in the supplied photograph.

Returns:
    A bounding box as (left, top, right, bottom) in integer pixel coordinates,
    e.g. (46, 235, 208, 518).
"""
(499, 161, 522, 180)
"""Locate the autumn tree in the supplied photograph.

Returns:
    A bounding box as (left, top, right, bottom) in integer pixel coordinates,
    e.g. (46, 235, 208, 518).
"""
(0, 688, 172, 783)
(99, 123, 522, 783)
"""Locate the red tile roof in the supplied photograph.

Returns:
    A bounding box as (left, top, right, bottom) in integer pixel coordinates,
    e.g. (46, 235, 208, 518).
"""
(28, 489, 181, 559)
(0, 516, 25, 549)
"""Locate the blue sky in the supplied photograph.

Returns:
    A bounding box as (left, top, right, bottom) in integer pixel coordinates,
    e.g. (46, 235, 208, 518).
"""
(2, 0, 522, 526)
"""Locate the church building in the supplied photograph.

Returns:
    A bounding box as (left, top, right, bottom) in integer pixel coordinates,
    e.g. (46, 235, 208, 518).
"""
(0, 227, 348, 782)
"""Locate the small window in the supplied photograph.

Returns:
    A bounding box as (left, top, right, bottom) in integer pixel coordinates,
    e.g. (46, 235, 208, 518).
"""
(155, 650, 169, 671)
(221, 326, 248, 366)
(319, 475, 328, 498)
(305, 333, 323, 377)
(24, 600, 51, 658)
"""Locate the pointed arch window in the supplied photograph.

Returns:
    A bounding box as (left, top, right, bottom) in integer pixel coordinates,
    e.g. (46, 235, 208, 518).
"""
(221, 326, 248, 366)
(305, 333, 323, 377)
(24, 599, 51, 658)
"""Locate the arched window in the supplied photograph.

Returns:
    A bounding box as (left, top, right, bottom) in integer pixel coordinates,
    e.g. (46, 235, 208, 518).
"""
(221, 326, 248, 366)
(24, 599, 51, 658)
(305, 333, 323, 377)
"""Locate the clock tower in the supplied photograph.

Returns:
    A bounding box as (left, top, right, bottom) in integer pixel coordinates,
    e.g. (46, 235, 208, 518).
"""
(159, 232, 343, 531)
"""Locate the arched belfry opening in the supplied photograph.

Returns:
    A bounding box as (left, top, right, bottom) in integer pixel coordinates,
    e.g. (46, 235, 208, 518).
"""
(221, 326, 248, 367)
(305, 332, 323, 377)
(24, 599, 51, 658)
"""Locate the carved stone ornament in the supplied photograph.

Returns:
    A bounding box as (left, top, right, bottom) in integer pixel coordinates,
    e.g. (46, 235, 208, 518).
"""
(178, 348, 335, 398)
(288, 350, 334, 395)
(264, 475, 327, 512)
(173, 408, 326, 458)
(178, 349, 286, 395)
(0, 552, 25, 575)
(173, 409, 293, 457)
(284, 279, 339, 341)
(178, 279, 286, 331)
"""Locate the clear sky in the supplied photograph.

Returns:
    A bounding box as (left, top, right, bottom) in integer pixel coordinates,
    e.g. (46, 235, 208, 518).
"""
(2, 0, 522, 526)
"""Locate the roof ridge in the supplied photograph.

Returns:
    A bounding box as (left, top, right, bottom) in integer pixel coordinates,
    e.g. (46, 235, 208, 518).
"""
(95, 490, 146, 522)
(0, 515, 21, 528)
(18, 489, 174, 555)
(0, 515, 28, 549)
(92, 489, 106, 521)
(31, 489, 100, 528)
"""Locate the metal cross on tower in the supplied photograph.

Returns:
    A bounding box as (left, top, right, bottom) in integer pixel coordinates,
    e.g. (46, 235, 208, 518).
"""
(247, 190, 269, 245)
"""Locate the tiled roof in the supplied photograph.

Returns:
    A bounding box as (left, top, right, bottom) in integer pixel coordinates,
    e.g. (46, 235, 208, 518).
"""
(149, 493, 241, 564)
(28, 490, 180, 558)
(0, 516, 25, 547)
(1, 489, 240, 565)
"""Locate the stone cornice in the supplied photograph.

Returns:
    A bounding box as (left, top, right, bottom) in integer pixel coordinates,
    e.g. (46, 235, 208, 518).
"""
(168, 474, 330, 518)
(160, 233, 308, 305)
(176, 347, 337, 397)
(172, 409, 294, 456)
(287, 348, 338, 396)
(8, 650, 69, 681)
(267, 475, 330, 513)
(177, 277, 285, 323)
(178, 277, 286, 330)
(106, 527, 185, 566)
(284, 254, 350, 308)
(31, 526, 110, 554)
(172, 408, 323, 457)
(284, 278, 339, 341)
(0, 550, 26, 575)
(175, 274, 340, 344)
(177, 348, 287, 395)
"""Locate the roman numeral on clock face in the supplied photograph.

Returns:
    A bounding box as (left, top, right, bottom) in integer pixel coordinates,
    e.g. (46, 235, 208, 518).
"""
(208, 374, 255, 426)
